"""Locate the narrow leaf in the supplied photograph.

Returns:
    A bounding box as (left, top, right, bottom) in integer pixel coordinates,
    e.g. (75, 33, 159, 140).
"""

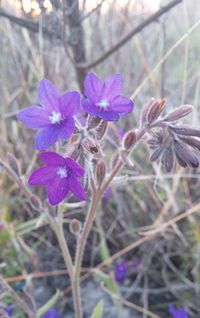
(37, 289, 60, 318)
(91, 300, 104, 318)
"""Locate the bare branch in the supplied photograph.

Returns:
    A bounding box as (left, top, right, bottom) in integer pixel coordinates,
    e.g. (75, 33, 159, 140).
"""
(77, 0, 183, 70)
(0, 8, 62, 40)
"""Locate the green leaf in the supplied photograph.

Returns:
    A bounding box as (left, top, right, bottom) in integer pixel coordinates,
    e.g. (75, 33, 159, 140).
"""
(36, 289, 60, 318)
(91, 300, 104, 318)
(93, 269, 117, 293)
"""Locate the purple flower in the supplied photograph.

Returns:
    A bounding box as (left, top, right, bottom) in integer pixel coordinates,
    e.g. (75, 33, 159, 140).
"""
(0, 221, 4, 229)
(132, 258, 140, 268)
(42, 308, 60, 318)
(17, 79, 81, 150)
(102, 187, 112, 204)
(5, 305, 15, 316)
(0, 304, 15, 316)
(82, 73, 134, 121)
(114, 262, 128, 283)
(28, 152, 86, 205)
(169, 304, 189, 318)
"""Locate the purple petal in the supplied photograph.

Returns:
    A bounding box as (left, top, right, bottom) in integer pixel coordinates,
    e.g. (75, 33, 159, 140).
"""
(17, 106, 50, 129)
(65, 158, 85, 177)
(47, 178, 69, 205)
(109, 96, 134, 114)
(34, 118, 75, 149)
(169, 304, 188, 318)
(38, 79, 60, 112)
(68, 176, 87, 200)
(97, 110, 120, 121)
(59, 91, 81, 117)
(57, 117, 75, 139)
(82, 99, 99, 116)
(40, 152, 66, 166)
(84, 73, 104, 103)
(103, 74, 123, 100)
(28, 166, 57, 186)
(42, 308, 60, 318)
(35, 127, 59, 150)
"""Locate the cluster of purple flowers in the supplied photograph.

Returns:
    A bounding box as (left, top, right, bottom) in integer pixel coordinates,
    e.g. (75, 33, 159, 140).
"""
(17, 73, 134, 205)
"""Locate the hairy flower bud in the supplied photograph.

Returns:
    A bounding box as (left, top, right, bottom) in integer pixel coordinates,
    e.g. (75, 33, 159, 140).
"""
(123, 130, 136, 150)
(150, 147, 163, 161)
(69, 219, 82, 236)
(147, 99, 166, 124)
(95, 159, 106, 188)
(140, 98, 155, 125)
(179, 136, 200, 151)
(7, 153, 20, 176)
(174, 139, 199, 168)
(30, 195, 42, 210)
(95, 121, 107, 140)
(169, 125, 200, 137)
(87, 116, 101, 129)
(161, 147, 174, 172)
(164, 105, 193, 122)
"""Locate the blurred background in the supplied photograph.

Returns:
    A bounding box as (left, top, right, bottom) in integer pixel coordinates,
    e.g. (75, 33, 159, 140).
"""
(0, 0, 200, 317)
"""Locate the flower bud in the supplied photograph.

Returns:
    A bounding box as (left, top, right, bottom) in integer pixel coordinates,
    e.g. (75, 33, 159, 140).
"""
(69, 219, 82, 236)
(147, 99, 166, 124)
(30, 195, 42, 210)
(95, 159, 106, 188)
(164, 105, 193, 122)
(7, 153, 20, 176)
(140, 98, 155, 125)
(174, 139, 199, 168)
(123, 130, 136, 150)
(87, 116, 101, 129)
(169, 125, 200, 137)
(96, 121, 107, 140)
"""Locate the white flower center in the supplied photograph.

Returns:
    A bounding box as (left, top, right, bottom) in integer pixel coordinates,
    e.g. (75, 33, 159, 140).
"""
(57, 166, 68, 179)
(49, 111, 62, 124)
(98, 99, 109, 109)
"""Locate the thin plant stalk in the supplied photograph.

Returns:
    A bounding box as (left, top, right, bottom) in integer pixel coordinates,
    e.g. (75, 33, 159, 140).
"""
(72, 128, 146, 318)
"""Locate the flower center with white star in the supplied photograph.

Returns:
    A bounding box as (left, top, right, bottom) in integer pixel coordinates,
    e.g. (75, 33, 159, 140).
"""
(49, 111, 62, 124)
(97, 99, 109, 109)
(57, 166, 68, 179)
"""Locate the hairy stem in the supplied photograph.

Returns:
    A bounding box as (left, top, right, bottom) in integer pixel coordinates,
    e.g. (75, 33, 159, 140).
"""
(72, 128, 146, 318)
(47, 212, 74, 279)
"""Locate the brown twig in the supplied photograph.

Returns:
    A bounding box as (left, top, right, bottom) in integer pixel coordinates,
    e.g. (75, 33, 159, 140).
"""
(77, 0, 183, 70)
(0, 8, 62, 40)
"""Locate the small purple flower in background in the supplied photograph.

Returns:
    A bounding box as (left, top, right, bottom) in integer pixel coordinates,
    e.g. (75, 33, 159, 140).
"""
(17, 79, 81, 150)
(42, 308, 60, 318)
(116, 128, 125, 140)
(0, 304, 15, 317)
(28, 152, 86, 205)
(82, 73, 134, 121)
(102, 187, 112, 204)
(0, 221, 4, 229)
(169, 304, 189, 318)
(132, 257, 140, 268)
(114, 262, 128, 283)
(5, 305, 15, 316)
